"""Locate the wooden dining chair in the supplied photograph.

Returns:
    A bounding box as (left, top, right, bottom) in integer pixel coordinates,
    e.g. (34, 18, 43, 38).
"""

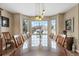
(61, 37, 65, 47)
(17, 36, 22, 46)
(20, 35, 25, 43)
(0, 35, 2, 56)
(13, 35, 24, 48)
(56, 35, 61, 44)
(13, 35, 21, 48)
(22, 34, 27, 41)
(2, 32, 14, 49)
(19, 34, 27, 44)
(13, 35, 19, 48)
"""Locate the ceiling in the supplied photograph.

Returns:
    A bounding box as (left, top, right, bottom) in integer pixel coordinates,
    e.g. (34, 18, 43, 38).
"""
(0, 3, 77, 16)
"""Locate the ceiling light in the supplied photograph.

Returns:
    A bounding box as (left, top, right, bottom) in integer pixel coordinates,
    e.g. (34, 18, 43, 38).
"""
(35, 3, 45, 20)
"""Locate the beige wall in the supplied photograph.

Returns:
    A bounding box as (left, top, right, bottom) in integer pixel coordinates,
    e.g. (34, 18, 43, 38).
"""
(13, 14, 30, 35)
(0, 10, 24, 35)
(57, 14, 64, 34)
(13, 13, 21, 35)
(1, 10, 14, 34)
(64, 4, 79, 51)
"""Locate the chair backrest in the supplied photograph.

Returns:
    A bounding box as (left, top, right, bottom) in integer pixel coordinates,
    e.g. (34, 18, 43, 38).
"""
(2, 32, 11, 42)
(13, 35, 18, 48)
(13, 35, 24, 48)
(20, 35, 25, 43)
(17, 36, 22, 45)
(61, 37, 65, 47)
(13, 35, 20, 48)
(19, 34, 27, 44)
(0, 35, 2, 56)
(56, 35, 65, 46)
(22, 34, 27, 41)
(1, 32, 11, 49)
(56, 35, 61, 43)
(1, 32, 16, 52)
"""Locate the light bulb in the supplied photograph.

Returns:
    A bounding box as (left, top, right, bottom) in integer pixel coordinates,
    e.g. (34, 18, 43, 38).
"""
(40, 15, 43, 18)
(43, 10, 45, 14)
(35, 16, 39, 20)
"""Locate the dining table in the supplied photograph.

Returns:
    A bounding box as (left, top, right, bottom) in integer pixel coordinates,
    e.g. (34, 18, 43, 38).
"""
(2, 39, 79, 56)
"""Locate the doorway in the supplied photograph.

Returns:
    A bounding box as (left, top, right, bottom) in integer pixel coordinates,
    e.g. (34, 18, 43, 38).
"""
(31, 21, 48, 48)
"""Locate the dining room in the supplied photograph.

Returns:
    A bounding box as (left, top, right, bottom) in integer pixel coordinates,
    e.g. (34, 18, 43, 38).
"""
(0, 3, 79, 56)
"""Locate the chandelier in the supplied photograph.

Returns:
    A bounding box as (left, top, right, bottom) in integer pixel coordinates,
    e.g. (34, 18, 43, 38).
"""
(35, 3, 45, 20)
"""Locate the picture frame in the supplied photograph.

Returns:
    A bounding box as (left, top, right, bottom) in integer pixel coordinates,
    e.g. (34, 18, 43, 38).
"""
(1, 16, 9, 27)
(65, 17, 74, 32)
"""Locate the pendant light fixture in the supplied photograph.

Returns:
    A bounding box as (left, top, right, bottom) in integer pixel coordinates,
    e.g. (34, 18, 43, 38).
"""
(35, 3, 46, 20)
